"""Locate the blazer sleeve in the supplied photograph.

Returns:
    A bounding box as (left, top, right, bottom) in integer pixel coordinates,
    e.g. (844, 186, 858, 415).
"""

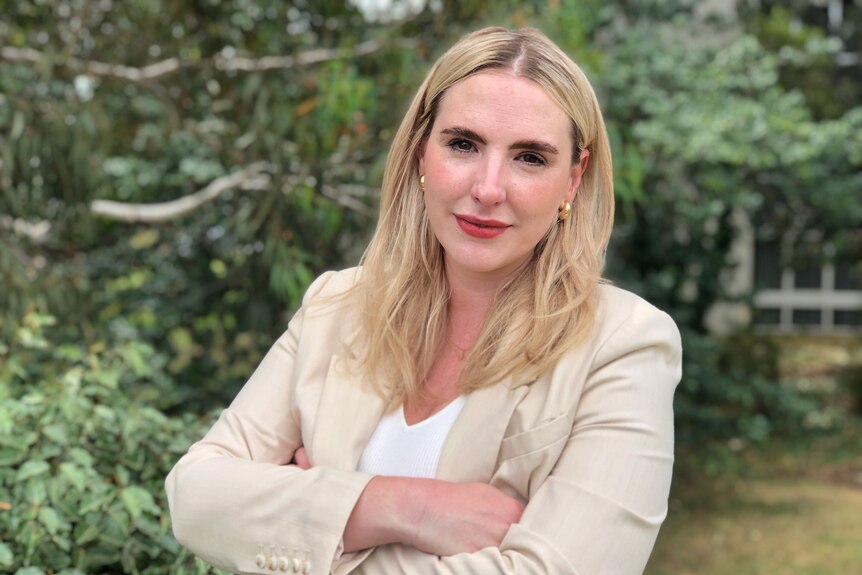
(348, 303, 682, 575)
(165, 272, 374, 575)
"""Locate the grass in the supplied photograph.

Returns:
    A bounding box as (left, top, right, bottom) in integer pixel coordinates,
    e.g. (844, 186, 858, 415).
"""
(646, 331, 862, 575)
(646, 472, 862, 575)
(648, 428, 862, 575)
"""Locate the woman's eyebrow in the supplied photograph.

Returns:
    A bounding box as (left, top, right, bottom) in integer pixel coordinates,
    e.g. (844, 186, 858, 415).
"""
(440, 127, 486, 144)
(511, 140, 559, 155)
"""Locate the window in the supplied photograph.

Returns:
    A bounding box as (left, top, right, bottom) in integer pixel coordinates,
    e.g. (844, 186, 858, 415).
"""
(752, 240, 862, 333)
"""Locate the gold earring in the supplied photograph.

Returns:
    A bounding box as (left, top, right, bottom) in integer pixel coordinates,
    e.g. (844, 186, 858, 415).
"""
(419, 175, 425, 192)
(558, 201, 572, 222)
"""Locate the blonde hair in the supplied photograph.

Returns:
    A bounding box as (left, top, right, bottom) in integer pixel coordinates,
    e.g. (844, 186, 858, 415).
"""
(357, 27, 614, 400)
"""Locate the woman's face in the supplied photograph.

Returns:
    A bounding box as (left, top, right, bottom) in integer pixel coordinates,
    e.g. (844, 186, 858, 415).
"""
(419, 70, 588, 284)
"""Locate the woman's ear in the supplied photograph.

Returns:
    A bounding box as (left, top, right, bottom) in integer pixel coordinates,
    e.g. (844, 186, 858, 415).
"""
(567, 149, 590, 202)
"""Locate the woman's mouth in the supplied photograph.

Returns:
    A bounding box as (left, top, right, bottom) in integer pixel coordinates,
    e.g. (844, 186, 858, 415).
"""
(454, 215, 510, 239)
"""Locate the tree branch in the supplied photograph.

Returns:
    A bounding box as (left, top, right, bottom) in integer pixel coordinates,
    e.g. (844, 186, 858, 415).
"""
(1, 39, 385, 84)
(90, 162, 271, 223)
(321, 184, 377, 217)
(214, 39, 383, 72)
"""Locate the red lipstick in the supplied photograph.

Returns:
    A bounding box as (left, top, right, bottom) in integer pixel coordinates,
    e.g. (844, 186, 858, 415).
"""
(455, 214, 510, 239)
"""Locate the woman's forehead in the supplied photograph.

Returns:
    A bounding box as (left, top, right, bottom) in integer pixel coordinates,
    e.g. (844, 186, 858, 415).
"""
(432, 71, 573, 150)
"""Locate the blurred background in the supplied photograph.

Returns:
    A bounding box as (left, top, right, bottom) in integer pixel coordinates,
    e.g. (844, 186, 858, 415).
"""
(1, 0, 860, 573)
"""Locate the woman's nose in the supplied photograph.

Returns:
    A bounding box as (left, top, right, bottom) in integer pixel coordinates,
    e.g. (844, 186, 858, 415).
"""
(470, 160, 506, 206)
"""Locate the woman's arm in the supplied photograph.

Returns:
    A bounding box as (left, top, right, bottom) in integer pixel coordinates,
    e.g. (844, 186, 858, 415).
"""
(348, 303, 682, 575)
(344, 476, 525, 555)
(292, 448, 525, 555)
(165, 273, 375, 575)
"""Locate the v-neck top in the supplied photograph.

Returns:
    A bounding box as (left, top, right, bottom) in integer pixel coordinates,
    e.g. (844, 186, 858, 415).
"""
(356, 396, 467, 478)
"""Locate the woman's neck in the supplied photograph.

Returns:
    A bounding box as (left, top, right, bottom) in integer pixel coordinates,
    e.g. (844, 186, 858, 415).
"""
(444, 265, 508, 350)
(443, 251, 531, 308)
(448, 282, 495, 318)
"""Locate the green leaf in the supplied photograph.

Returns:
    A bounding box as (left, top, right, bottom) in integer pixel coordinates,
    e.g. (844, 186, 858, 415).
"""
(0, 542, 13, 567)
(74, 521, 101, 545)
(16, 327, 49, 349)
(42, 423, 68, 444)
(16, 460, 50, 482)
(59, 462, 86, 492)
(24, 480, 47, 505)
(10, 111, 26, 140)
(15, 568, 46, 575)
(79, 491, 113, 514)
(121, 342, 153, 377)
(68, 447, 95, 467)
(13, 431, 40, 450)
(61, 368, 84, 391)
(93, 405, 117, 421)
(129, 229, 160, 250)
(0, 447, 27, 467)
(28, 312, 56, 328)
(38, 506, 64, 534)
(93, 368, 120, 389)
(0, 405, 12, 435)
(120, 485, 157, 519)
(106, 505, 131, 537)
(53, 535, 71, 552)
(179, 157, 225, 184)
(4, 356, 27, 379)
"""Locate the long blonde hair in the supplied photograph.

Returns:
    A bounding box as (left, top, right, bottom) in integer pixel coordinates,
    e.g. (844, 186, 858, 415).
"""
(357, 27, 614, 400)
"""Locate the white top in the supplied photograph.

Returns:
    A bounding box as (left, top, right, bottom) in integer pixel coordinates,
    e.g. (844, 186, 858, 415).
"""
(356, 396, 467, 478)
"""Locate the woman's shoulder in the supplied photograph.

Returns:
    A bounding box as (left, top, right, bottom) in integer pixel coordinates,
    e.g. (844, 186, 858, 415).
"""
(285, 267, 365, 351)
(593, 283, 682, 358)
(596, 283, 675, 324)
(291, 266, 364, 325)
(303, 266, 363, 302)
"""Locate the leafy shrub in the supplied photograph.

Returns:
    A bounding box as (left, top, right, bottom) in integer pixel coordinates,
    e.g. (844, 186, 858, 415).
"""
(838, 361, 862, 416)
(0, 312, 221, 574)
(673, 328, 818, 472)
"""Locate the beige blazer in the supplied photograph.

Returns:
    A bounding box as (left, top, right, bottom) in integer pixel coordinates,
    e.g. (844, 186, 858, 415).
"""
(165, 267, 682, 575)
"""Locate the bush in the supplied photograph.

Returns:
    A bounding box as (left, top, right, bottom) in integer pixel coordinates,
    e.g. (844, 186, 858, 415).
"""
(673, 328, 818, 472)
(838, 361, 862, 416)
(0, 312, 221, 574)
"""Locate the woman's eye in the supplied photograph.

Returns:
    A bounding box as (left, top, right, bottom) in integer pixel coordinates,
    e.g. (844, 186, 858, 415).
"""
(448, 139, 475, 153)
(519, 153, 546, 166)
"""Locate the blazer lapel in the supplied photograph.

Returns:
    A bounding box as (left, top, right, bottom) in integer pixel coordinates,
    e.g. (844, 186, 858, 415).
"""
(309, 349, 535, 480)
(309, 352, 388, 471)
(436, 378, 529, 483)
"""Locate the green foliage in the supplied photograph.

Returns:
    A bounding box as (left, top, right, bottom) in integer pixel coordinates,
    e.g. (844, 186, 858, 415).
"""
(0, 0, 414, 408)
(674, 329, 816, 448)
(742, 4, 856, 120)
(595, 4, 861, 453)
(0, 311, 220, 574)
(838, 361, 862, 416)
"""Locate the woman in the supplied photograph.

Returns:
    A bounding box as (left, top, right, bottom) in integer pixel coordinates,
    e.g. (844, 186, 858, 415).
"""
(166, 27, 681, 575)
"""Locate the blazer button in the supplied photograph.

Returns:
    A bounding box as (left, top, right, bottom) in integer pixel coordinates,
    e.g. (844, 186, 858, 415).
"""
(255, 545, 267, 569)
(302, 559, 311, 574)
(277, 555, 290, 572)
(291, 557, 302, 573)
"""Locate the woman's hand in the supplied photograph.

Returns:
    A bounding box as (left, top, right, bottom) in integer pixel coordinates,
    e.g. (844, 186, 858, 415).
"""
(409, 480, 525, 556)
(292, 446, 311, 470)
(343, 476, 524, 556)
